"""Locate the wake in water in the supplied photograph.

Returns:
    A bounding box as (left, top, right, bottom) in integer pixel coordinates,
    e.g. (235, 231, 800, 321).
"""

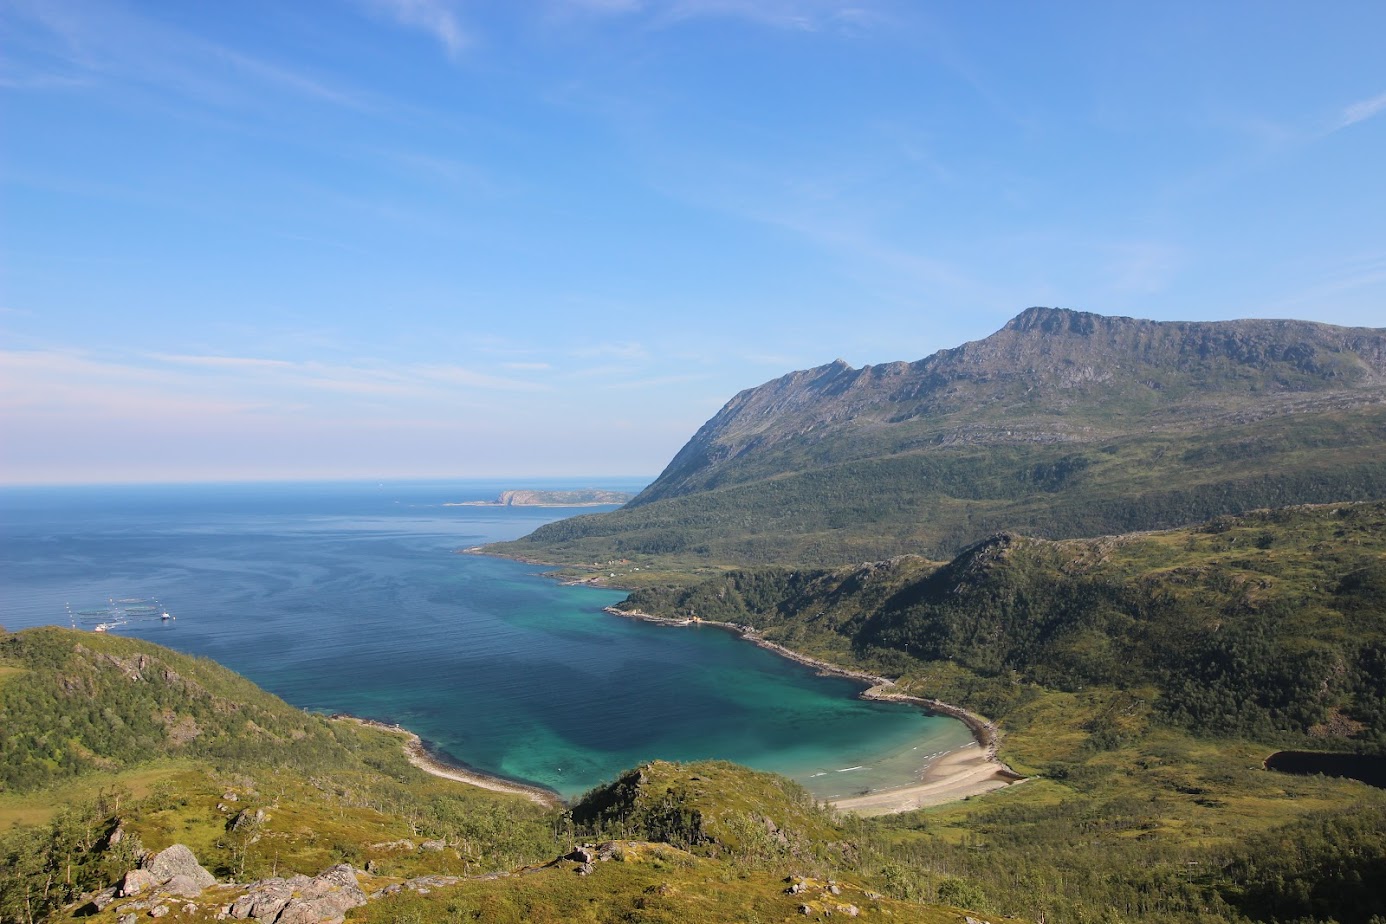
(66, 597, 174, 632)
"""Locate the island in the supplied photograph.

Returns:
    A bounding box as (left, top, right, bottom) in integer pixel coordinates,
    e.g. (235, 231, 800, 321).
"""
(448, 489, 634, 507)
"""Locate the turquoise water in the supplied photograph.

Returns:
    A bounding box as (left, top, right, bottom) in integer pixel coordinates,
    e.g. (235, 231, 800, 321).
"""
(0, 480, 973, 799)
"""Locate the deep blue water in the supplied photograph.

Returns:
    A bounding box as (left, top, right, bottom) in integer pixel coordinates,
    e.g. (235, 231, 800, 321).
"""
(0, 479, 972, 799)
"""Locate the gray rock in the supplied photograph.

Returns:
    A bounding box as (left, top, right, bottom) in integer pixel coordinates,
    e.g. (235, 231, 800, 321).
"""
(164, 873, 210, 898)
(145, 844, 216, 891)
(406, 875, 463, 890)
(369, 839, 415, 851)
(565, 847, 594, 864)
(120, 869, 157, 897)
(150, 905, 170, 918)
(88, 886, 120, 911)
(229, 878, 298, 920)
(231, 808, 267, 831)
(274, 865, 366, 924)
(118, 914, 138, 924)
(420, 839, 446, 851)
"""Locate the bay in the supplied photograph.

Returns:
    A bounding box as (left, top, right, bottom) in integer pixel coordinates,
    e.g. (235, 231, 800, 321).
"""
(0, 479, 973, 800)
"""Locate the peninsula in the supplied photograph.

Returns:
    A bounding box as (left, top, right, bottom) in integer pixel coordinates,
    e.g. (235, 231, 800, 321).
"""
(449, 489, 633, 508)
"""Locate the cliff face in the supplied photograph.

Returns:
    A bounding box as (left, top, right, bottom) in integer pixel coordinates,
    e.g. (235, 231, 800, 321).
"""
(634, 307, 1386, 504)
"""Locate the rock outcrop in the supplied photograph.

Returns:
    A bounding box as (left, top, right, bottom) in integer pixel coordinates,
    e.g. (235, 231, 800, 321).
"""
(145, 843, 217, 894)
(229, 864, 366, 924)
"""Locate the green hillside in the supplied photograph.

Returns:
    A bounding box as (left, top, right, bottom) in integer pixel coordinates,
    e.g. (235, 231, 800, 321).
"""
(487, 309, 1386, 573)
(619, 501, 1386, 748)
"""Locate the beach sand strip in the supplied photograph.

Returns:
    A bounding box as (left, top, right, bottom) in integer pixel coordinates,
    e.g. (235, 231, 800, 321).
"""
(334, 715, 562, 809)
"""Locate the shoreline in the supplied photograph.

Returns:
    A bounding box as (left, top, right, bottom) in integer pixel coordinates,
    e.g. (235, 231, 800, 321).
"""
(333, 715, 563, 809)
(604, 606, 1024, 811)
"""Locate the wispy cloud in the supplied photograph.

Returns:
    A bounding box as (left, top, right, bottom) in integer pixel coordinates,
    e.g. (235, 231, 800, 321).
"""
(364, 0, 470, 58)
(1339, 90, 1386, 130)
(2, 0, 374, 112)
(0, 348, 552, 430)
(549, 0, 885, 33)
(151, 353, 298, 372)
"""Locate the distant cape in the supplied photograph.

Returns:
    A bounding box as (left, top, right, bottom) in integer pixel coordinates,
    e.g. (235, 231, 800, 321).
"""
(450, 489, 634, 508)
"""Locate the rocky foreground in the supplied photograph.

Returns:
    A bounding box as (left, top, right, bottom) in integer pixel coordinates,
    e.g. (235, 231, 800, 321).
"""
(71, 838, 930, 924)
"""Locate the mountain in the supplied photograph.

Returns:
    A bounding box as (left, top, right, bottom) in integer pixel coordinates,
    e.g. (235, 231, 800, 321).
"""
(488, 308, 1386, 570)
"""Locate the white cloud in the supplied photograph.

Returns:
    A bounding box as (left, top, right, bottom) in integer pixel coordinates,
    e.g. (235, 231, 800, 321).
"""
(365, 0, 470, 57)
(1340, 90, 1386, 129)
(548, 0, 883, 32)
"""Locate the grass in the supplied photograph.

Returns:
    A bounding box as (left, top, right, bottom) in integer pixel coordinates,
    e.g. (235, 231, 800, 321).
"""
(0, 761, 194, 830)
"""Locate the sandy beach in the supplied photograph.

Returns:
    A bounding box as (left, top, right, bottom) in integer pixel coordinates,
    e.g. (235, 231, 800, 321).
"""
(829, 742, 1025, 815)
(335, 715, 563, 809)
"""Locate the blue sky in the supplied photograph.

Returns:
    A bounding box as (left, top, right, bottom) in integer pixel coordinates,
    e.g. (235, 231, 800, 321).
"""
(2, 0, 1383, 484)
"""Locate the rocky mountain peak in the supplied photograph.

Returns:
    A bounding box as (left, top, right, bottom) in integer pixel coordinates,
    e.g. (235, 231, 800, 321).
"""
(630, 308, 1386, 506)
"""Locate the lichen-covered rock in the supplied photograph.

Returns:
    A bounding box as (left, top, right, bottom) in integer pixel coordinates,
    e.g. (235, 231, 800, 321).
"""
(145, 844, 216, 891)
(231, 865, 365, 924)
(164, 873, 210, 898)
(274, 865, 366, 924)
(228, 877, 296, 920)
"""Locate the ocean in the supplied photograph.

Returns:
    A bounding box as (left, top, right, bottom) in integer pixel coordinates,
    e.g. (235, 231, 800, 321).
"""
(0, 479, 973, 800)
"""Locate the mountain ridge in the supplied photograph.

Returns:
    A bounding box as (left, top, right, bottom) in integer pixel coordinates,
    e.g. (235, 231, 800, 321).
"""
(490, 307, 1386, 571)
(633, 306, 1386, 505)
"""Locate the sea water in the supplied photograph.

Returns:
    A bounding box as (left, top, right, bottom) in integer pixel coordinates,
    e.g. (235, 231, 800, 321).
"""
(0, 479, 973, 800)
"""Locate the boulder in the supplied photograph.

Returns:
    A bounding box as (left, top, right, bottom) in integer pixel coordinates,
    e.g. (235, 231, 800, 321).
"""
(163, 874, 209, 898)
(231, 808, 267, 831)
(145, 844, 216, 891)
(275, 865, 366, 924)
(228, 877, 297, 920)
(119, 869, 157, 897)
